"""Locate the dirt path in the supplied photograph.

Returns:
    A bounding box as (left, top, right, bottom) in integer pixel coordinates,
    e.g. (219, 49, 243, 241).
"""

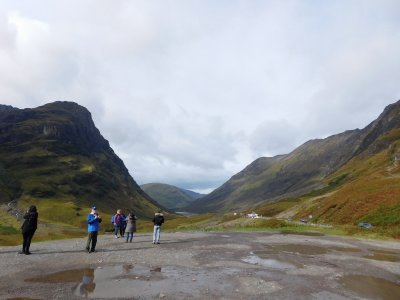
(0, 231, 399, 299)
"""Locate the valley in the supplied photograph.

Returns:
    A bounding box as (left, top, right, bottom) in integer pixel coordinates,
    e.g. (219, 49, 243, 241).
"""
(1, 100, 400, 245)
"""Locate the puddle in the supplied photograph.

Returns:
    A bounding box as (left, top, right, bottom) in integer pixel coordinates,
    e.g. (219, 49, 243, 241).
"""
(364, 250, 400, 262)
(266, 244, 328, 255)
(26, 268, 92, 283)
(242, 253, 298, 270)
(264, 244, 363, 256)
(339, 275, 400, 300)
(151, 267, 162, 272)
(330, 246, 362, 253)
(6, 298, 40, 300)
(26, 264, 235, 299)
(280, 230, 325, 236)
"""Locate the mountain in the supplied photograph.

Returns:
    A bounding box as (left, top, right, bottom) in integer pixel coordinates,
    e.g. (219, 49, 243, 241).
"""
(187, 100, 400, 219)
(287, 101, 400, 226)
(141, 183, 205, 210)
(0, 101, 162, 225)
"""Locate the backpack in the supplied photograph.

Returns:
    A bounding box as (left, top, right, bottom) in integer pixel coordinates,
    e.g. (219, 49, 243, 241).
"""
(111, 215, 115, 223)
(114, 214, 122, 225)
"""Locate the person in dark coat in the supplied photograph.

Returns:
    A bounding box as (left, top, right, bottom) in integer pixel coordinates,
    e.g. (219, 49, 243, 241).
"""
(125, 212, 137, 243)
(112, 209, 124, 238)
(121, 213, 127, 238)
(20, 205, 38, 255)
(152, 210, 164, 244)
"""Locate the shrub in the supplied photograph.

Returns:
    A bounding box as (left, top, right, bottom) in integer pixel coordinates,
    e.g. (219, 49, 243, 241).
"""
(0, 225, 19, 235)
(246, 218, 287, 228)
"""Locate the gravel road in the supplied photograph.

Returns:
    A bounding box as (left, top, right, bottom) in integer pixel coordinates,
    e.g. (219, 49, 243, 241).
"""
(0, 231, 399, 299)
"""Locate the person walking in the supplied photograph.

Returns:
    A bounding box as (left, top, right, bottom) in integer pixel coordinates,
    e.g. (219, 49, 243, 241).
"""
(125, 212, 137, 243)
(152, 210, 164, 244)
(86, 206, 102, 253)
(20, 205, 38, 255)
(113, 209, 123, 238)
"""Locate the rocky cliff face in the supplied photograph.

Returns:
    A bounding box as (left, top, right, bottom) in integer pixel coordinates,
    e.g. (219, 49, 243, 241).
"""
(0, 102, 110, 153)
(0, 101, 160, 218)
(187, 100, 400, 213)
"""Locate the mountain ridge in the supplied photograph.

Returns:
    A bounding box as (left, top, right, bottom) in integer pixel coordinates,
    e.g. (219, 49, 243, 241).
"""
(0, 101, 162, 223)
(187, 100, 400, 214)
(141, 183, 205, 210)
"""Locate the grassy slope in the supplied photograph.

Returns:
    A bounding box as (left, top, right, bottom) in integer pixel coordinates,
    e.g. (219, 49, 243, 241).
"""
(189, 130, 361, 213)
(141, 183, 199, 209)
(251, 130, 400, 238)
(297, 145, 400, 226)
(0, 103, 164, 245)
(3, 145, 398, 245)
(1, 146, 160, 216)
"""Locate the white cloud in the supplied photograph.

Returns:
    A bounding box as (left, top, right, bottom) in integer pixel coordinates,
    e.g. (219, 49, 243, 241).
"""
(0, 0, 399, 191)
(250, 119, 300, 156)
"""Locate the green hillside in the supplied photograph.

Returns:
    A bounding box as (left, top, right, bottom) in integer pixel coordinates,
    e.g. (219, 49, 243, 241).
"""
(188, 130, 362, 213)
(0, 101, 164, 244)
(292, 129, 400, 226)
(141, 183, 204, 210)
(188, 99, 400, 230)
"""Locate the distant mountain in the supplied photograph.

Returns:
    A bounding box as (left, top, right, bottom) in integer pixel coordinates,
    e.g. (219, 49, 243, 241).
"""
(0, 101, 162, 224)
(141, 183, 205, 210)
(187, 100, 400, 220)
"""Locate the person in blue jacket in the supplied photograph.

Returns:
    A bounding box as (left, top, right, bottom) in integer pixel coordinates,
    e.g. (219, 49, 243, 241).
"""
(86, 206, 102, 253)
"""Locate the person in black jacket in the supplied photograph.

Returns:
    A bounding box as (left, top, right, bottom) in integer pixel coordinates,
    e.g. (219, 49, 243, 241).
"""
(20, 205, 38, 255)
(152, 210, 164, 244)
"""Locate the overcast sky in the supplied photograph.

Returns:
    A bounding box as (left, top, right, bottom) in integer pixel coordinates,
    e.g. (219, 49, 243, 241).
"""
(1, 1, 400, 193)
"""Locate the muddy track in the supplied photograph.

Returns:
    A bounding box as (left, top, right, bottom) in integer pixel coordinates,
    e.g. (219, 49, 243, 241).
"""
(0, 231, 399, 299)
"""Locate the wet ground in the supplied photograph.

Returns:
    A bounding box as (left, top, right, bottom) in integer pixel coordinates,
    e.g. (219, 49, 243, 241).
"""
(0, 231, 399, 299)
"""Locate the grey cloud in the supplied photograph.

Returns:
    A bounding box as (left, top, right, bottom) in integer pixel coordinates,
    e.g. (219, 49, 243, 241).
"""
(0, 1, 399, 191)
(250, 119, 300, 156)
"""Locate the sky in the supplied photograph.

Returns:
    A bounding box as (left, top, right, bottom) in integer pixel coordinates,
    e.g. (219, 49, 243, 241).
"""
(1, 1, 400, 193)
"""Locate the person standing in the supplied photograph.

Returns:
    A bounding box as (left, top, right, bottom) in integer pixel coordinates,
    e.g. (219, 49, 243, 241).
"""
(152, 210, 164, 244)
(20, 205, 38, 255)
(125, 212, 137, 243)
(121, 213, 127, 238)
(113, 209, 124, 238)
(86, 206, 102, 253)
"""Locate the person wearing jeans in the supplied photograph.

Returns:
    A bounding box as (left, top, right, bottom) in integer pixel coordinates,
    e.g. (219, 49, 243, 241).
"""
(86, 206, 102, 253)
(113, 209, 123, 238)
(125, 212, 137, 243)
(152, 210, 164, 244)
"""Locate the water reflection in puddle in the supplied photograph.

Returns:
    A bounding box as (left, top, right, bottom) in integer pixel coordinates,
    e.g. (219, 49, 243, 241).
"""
(26, 268, 93, 283)
(330, 246, 362, 253)
(339, 274, 400, 300)
(267, 244, 328, 255)
(151, 267, 162, 272)
(5, 298, 40, 300)
(263, 244, 362, 256)
(364, 250, 400, 262)
(26, 264, 233, 299)
(242, 253, 298, 270)
(242, 244, 365, 270)
(280, 230, 325, 236)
